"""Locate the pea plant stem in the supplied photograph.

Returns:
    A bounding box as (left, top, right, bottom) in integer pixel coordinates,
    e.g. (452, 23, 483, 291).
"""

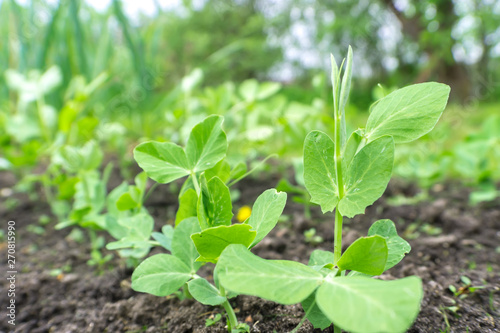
(332, 52, 347, 333)
(332, 54, 346, 266)
(220, 285, 238, 331)
(191, 172, 201, 194)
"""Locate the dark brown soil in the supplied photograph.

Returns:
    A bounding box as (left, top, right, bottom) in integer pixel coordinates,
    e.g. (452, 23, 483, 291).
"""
(0, 171, 499, 333)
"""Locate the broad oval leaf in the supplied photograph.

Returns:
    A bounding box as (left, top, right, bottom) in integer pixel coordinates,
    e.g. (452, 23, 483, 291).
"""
(188, 278, 226, 306)
(316, 276, 423, 333)
(339, 136, 394, 218)
(247, 189, 287, 248)
(175, 188, 198, 226)
(205, 159, 231, 183)
(218, 244, 323, 304)
(191, 224, 256, 263)
(302, 293, 332, 330)
(342, 130, 363, 173)
(151, 225, 174, 252)
(365, 82, 450, 143)
(337, 236, 388, 275)
(172, 217, 202, 271)
(116, 187, 142, 211)
(197, 176, 233, 229)
(186, 115, 227, 172)
(131, 254, 192, 296)
(308, 249, 335, 267)
(134, 141, 190, 184)
(368, 219, 411, 271)
(304, 130, 339, 213)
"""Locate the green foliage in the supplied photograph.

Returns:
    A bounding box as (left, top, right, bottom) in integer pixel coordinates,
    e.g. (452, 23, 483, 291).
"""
(130, 116, 287, 331)
(134, 115, 227, 184)
(218, 48, 450, 332)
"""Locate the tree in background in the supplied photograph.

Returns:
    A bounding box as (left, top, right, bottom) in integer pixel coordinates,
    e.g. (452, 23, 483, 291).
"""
(273, 0, 500, 103)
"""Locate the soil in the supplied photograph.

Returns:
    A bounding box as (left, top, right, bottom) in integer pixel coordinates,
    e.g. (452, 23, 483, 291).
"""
(0, 170, 499, 333)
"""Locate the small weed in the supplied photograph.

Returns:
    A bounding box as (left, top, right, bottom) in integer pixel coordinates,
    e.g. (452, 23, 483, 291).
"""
(448, 276, 485, 299)
(205, 313, 222, 327)
(304, 228, 323, 245)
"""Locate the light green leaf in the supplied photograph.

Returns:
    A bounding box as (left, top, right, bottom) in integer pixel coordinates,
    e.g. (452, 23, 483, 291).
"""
(172, 217, 202, 271)
(239, 79, 259, 101)
(106, 236, 151, 258)
(247, 189, 287, 248)
(368, 219, 411, 271)
(342, 130, 363, 173)
(131, 254, 192, 296)
(205, 159, 231, 183)
(304, 130, 339, 213)
(191, 224, 256, 263)
(186, 115, 227, 172)
(337, 236, 388, 275)
(218, 244, 322, 304)
(151, 225, 174, 252)
(134, 172, 148, 193)
(54, 141, 103, 173)
(229, 162, 247, 181)
(188, 278, 226, 306)
(302, 293, 332, 330)
(116, 186, 141, 211)
(316, 276, 423, 333)
(339, 136, 394, 218)
(308, 250, 335, 269)
(134, 141, 190, 184)
(197, 176, 233, 229)
(365, 82, 450, 143)
(175, 188, 198, 226)
(339, 46, 353, 114)
(106, 182, 128, 218)
(256, 82, 281, 100)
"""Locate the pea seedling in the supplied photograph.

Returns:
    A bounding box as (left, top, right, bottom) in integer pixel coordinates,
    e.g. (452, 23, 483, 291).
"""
(130, 115, 287, 332)
(217, 47, 450, 332)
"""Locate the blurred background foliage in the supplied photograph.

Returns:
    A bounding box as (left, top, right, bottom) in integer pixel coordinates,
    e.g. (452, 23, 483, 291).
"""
(1, 0, 499, 197)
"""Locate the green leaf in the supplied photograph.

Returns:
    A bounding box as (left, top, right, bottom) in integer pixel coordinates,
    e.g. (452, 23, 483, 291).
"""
(304, 130, 339, 213)
(134, 172, 148, 193)
(339, 46, 353, 114)
(197, 176, 233, 229)
(151, 225, 174, 252)
(55, 141, 102, 173)
(256, 81, 281, 100)
(247, 189, 287, 248)
(116, 186, 141, 211)
(316, 276, 423, 333)
(302, 293, 332, 330)
(229, 162, 247, 181)
(106, 182, 128, 218)
(342, 130, 363, 173)
(365, 82, 450, 143)
(175, 188, 198, 226)
(172, 217, 202, 271)
(239, 79, 259, 101)
(106, 236, 151, 258)
(191, 224, 256, 263)
(188, 278, 226, 306)
(338, 136, 394, 218)
(218, 244, 322, 304)
(308, 250, 335, 271)
(185, 115, 227, 172)
(205, 159, 231, 183)
(368, 219, 411, 271)
(337, 236, 388, 275)
(134, 141, 190, 184)
(131, 254, 192, 296)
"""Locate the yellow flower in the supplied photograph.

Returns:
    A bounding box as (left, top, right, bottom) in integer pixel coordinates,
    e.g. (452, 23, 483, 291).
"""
(236, 205, 252, 222)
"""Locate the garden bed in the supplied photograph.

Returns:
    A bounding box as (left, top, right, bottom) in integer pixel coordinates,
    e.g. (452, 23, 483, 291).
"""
(0, 172, 499, 333)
